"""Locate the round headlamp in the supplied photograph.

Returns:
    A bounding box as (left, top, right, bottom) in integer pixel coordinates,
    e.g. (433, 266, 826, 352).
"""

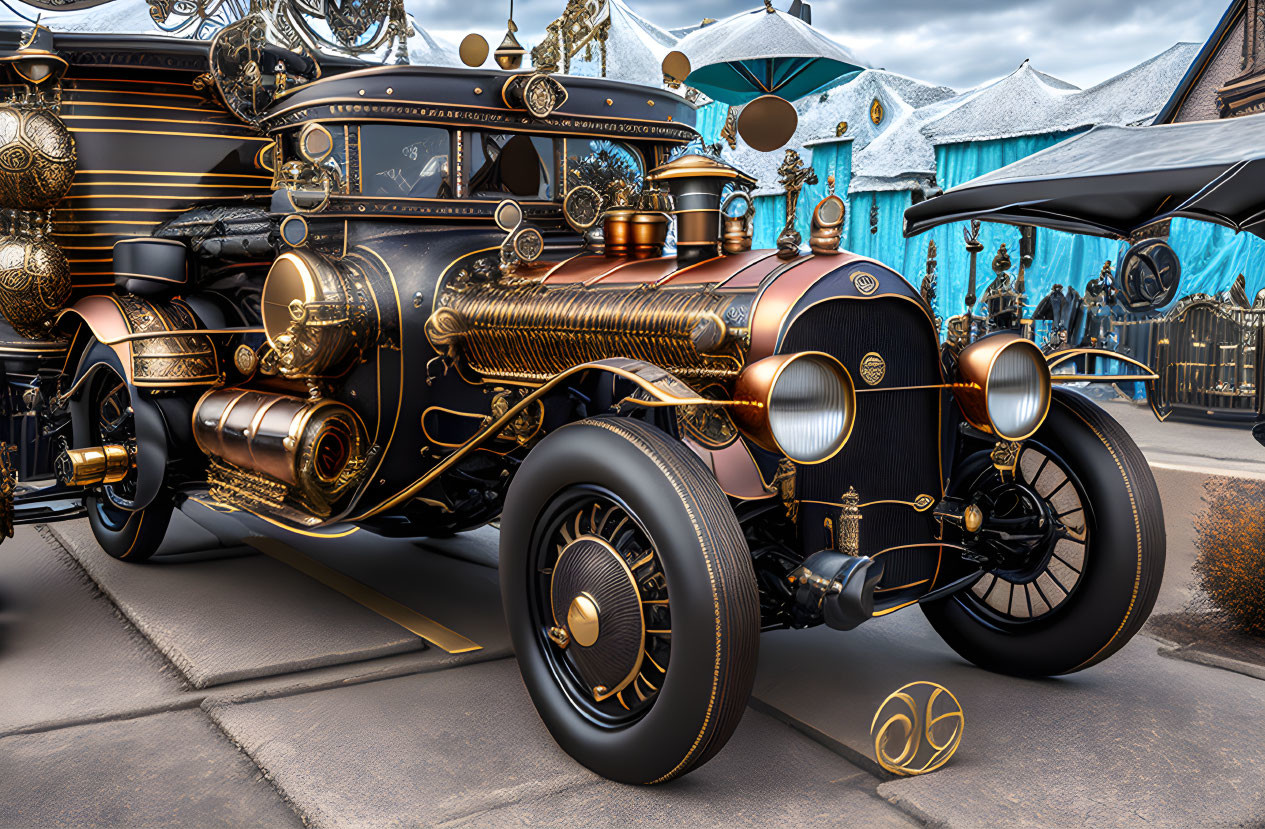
(261, 251, 376, 378)
(955, 334, 1051, 441)
(732, 352, 856, 464)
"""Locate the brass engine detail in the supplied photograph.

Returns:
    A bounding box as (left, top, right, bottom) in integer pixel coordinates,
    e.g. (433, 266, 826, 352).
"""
(488, 387, 543, 445)
(772, 457, 798, 521)
(0, 105, 76, 210)
(54, 444, 134, 486)
(426, 269, 746, 383)
(193, 388, 370, 519)
(0, 443, 15, 540)
(836, 486, 862, 556)
(0, 212, 69, 338)
(115, 295, 219, 387)
(261, 251, 377, 379)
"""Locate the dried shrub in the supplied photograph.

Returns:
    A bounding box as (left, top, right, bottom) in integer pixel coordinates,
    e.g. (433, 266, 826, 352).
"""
(1192, 476, 1265, 637)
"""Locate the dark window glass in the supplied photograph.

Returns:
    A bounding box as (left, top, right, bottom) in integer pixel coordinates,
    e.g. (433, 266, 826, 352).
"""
(466, 133, 556, 199)
(360, 125, 452, 198)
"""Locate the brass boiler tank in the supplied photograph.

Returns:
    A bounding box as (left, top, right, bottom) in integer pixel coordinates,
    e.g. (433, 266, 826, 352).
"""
(192, 389, 369, 518)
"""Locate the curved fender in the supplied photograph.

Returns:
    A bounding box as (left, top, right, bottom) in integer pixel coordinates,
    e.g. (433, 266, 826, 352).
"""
(351, 357, 772, 522)
(1045, 347, 1158, 382)
(55, 296, 134, 382)
(68, 341, 170, 513)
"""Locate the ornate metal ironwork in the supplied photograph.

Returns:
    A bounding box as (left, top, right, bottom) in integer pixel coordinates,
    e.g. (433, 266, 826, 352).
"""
(532, 0, 611, 75)
(775, 149, 816, 260)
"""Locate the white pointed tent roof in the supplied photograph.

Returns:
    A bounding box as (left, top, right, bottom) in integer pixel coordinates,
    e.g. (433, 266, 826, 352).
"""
(816, 43, 1199, 194)
(918, 61, 1081, 145)
(725, 69, 955, 195)
(1068, 42, 1200, 126)
(554, 0, 678, 86)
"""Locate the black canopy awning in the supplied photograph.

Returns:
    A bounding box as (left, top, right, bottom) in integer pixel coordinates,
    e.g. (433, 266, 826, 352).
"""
(903, 112, 1265, 240)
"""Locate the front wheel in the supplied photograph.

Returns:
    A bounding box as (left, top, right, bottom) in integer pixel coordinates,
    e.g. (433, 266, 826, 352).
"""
(500, 417, 759, 784)
(923, 388, 1165, 676)
(82, 360, 172, 562)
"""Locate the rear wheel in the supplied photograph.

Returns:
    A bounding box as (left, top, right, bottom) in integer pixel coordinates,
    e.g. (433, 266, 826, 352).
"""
(83, 364, 172, 562)
(924, 388, 1164, 676)
(500, 417, 759, 784)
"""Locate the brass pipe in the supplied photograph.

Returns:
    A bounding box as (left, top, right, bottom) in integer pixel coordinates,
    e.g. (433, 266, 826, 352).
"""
(55, 444, 133, 486)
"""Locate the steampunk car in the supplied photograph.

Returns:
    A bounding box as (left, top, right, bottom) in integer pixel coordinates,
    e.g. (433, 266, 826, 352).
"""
(0, 13, 1164, 785)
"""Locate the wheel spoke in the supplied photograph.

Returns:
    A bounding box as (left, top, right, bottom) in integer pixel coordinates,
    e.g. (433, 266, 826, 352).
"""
(1051, 551, 1082, 575)
(1043, 475, 1071, 500)
(1045, 565, 1071, 594)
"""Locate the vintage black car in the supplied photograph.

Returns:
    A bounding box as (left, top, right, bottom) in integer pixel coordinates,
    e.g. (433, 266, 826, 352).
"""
(0, 16, 1164, 784)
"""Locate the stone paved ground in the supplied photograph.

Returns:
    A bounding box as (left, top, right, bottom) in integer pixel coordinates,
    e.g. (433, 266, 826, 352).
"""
(2, 397, 1263, 827)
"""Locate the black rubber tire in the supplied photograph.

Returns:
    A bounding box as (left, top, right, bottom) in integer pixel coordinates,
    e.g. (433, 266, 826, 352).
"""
(500, 416, 759, 784)
(87, 488, 173, 562)
(923, 388, 1165, 677)
(81, 362, 173, 563)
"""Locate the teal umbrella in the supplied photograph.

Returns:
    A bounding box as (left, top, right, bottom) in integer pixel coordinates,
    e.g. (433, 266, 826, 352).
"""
(677, 5, 866, 106)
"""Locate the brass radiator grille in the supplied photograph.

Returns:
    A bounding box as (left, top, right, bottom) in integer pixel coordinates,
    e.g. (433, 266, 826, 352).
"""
(427, 280, 749, 383)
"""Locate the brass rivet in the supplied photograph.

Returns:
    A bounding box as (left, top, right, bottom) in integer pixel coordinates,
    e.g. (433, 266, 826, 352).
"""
(964, 504, 984, 533)
(475, 87, 483, 94)
(358, 89, 366, 96)
(605, 98, 613, 106)
(592, 685, 608, 698)
(667, 115, 673, 121)
(386, 87, 394, 95)
(647, 100, 655, 106)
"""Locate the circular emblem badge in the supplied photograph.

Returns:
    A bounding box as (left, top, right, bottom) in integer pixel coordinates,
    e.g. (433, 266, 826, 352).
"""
(851, 271, 879, 296)
(871, 681, 964, 776)
(860, 352, 885, 386)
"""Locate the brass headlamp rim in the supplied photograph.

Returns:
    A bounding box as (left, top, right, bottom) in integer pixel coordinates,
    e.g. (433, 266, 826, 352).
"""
(731, 350, 856, 465)
(954, 334, 1051, 442)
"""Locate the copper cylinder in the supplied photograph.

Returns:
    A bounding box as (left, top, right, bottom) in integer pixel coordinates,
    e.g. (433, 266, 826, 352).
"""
(675, 209, 722, 264)
(55, 444, 133, 486)
(192, 388, 366, 490)
(629, 211, 668, 259)
(603, 209, 635, 258)
(723, 216, 752, 254)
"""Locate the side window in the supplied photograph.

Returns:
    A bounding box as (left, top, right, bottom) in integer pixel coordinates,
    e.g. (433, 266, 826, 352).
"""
(466, 133, 556, 200)
(359, 125, 453, 198)
(564, 139, 645, 202)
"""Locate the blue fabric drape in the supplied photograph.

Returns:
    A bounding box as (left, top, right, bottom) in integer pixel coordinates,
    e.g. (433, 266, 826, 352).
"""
(752, 143, 853, 251)
(695, 101, 730, 147)
(701, 118, 1261, 318)
(1167, 218, 1265, 301)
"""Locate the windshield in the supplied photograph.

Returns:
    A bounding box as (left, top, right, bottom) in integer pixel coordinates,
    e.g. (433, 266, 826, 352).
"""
(359, 125, 453, 198)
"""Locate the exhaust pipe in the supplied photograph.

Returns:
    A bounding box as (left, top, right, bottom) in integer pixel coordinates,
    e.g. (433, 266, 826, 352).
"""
(55, 444, 134, 486)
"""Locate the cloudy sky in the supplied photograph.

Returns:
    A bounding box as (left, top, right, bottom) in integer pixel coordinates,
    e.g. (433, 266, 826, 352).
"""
(425, 0, 1230, 89)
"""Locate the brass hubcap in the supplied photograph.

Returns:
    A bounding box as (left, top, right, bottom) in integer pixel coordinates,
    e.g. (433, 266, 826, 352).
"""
(550, 535, 646, 701)
(566, 592, 601, 647)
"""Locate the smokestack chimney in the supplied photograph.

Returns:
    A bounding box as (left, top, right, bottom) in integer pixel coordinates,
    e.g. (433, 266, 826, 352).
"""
(648, 153, 755, 267)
